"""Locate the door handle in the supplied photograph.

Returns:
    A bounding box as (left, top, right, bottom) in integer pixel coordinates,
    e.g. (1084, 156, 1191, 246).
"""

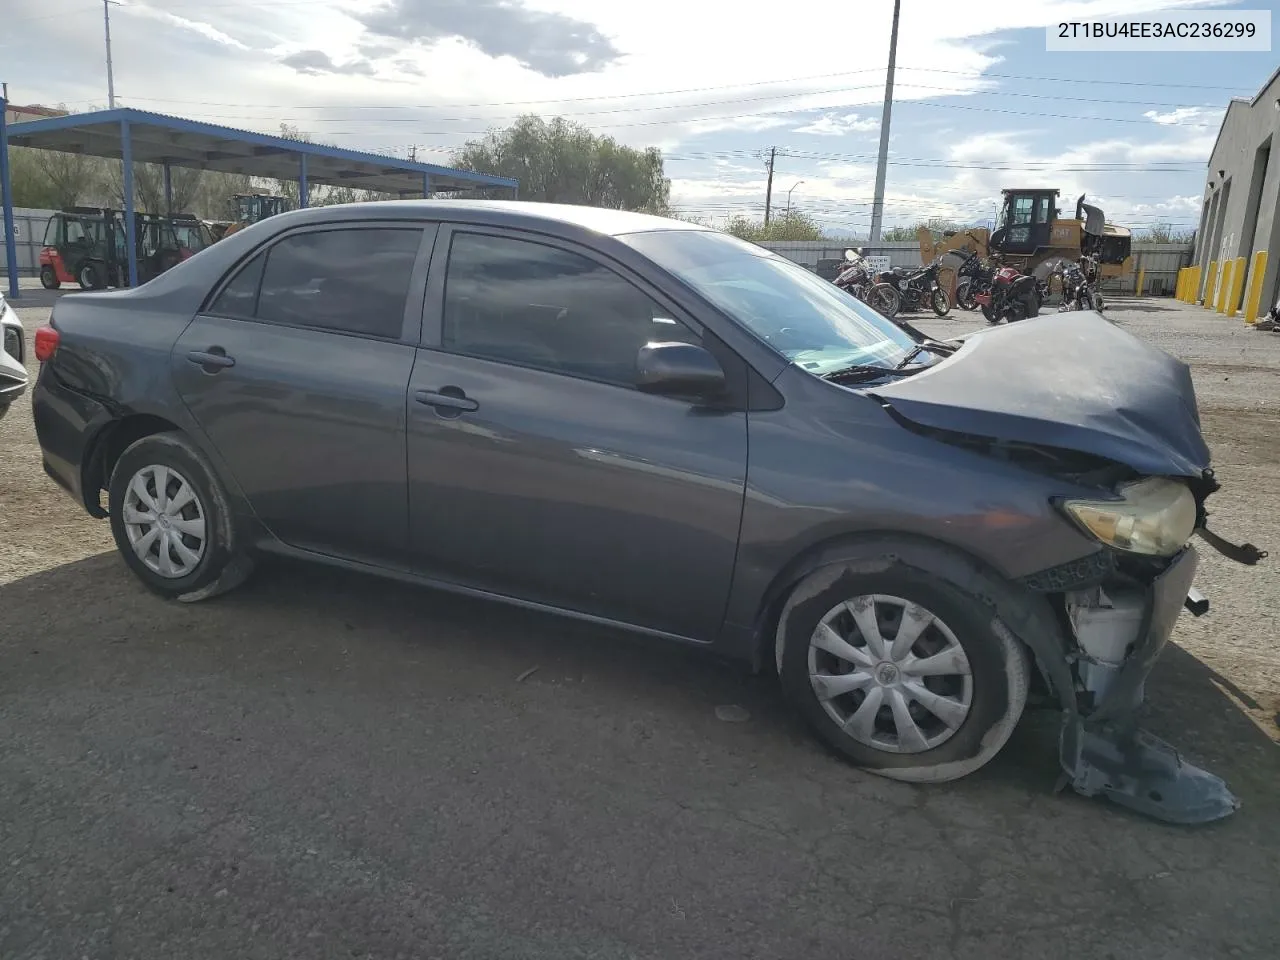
(415, 388, 478, 413)
(187, 348, 235, 371)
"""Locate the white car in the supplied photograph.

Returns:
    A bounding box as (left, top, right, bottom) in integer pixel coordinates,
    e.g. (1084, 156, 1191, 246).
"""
(0, 290, 28, 420)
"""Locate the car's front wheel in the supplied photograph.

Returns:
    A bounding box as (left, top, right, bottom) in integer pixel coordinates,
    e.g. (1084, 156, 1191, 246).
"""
(108, 432, 253, 602)
(777, 561, 1029, 782)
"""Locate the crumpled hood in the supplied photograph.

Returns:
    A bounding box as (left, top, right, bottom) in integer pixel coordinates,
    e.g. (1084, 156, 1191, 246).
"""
(870, 312, 1210, 477)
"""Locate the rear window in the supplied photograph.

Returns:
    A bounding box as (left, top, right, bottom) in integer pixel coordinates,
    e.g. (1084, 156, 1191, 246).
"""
(208, 227, 422, 340)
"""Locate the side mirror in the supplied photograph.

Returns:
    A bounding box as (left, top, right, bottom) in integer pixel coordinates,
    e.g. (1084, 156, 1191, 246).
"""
(636, 341, 726, 400)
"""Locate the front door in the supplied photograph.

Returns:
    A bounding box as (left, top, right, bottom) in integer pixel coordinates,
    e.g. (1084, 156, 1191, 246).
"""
(172, 223, 433, 562)
(405, 227, 749, 642)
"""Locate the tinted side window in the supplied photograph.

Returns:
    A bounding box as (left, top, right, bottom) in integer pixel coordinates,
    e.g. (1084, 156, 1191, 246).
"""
(442, 232, 698, 386)
(255, 228, 421, 338)
(209, 252, 266, 318)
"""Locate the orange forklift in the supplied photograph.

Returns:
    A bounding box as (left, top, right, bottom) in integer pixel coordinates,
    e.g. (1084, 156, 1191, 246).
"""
(39, 208, 187, 290)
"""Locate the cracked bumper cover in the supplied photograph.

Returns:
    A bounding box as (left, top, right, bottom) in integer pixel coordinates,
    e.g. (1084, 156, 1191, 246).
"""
(1058, 546, 1240, 824)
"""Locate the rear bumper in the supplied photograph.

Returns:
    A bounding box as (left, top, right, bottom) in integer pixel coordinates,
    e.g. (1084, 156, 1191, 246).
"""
(31, 368, 112, 513)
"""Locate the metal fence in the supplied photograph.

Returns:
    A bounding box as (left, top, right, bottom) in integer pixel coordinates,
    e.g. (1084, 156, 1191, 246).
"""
(0, 207, 54, 280)
(760, 239, 1196, 296)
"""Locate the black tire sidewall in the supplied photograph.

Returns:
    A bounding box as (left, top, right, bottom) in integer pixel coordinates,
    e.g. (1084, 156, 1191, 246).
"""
(40, 266, 59, 289)
(108, 434, 237, 599)
(78, 262, 101, 290)
(778, 565, 1014, 772)
(931, 288, 950, 316)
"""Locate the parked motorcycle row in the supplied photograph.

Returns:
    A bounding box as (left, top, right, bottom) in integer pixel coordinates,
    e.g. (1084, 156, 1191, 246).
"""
(833, 247, 1105, 326)
(833, 249, 951, 321)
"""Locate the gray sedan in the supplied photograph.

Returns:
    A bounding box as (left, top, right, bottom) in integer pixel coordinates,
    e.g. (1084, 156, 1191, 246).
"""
(29, 201, 1262, 823)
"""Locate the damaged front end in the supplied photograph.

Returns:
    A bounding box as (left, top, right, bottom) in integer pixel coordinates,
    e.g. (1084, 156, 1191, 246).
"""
(1047, 469, 1265, 824)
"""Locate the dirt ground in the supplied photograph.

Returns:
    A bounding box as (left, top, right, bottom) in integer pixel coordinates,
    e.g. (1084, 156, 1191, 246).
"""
(2, 284, 1279, 959)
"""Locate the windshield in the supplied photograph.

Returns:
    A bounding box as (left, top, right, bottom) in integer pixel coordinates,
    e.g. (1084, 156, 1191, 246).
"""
(621, 229, 915, 374)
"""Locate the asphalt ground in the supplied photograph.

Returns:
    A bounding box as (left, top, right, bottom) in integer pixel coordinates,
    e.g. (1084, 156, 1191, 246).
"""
(2, 283, 1278, 959)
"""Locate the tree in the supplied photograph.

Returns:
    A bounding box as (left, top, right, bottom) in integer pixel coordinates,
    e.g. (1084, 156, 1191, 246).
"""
(1142, 222, 1196, 244)
(451, 115, 670, 212)
(724, 210, 823, 242)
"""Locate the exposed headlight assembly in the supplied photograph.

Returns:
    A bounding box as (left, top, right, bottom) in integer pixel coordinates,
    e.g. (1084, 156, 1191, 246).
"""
(1063, 477, 1197, 557)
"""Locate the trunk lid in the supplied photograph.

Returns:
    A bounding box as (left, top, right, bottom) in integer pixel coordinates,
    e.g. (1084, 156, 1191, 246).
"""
(870, 312, 1210, 477)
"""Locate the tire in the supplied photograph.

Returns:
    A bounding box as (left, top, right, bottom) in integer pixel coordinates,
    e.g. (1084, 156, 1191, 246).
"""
(776, 560, 1029, 782)
(78, 261, 104, 290)
(39, 265, 60, 290)
(1091, 292, 1104, 313)
(956, 281, 975, 311)
(108, 431, 254, 602)
(868, 283, 900, 319)
(981, 302, 999, 324)
(930, 287, 951, 317)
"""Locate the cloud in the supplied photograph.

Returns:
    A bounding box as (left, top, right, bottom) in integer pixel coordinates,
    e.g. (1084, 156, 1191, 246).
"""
(356, 0, 621, 77)
(280, 49, 377, 77)
(1143, 106, 1219, 126)
(793, 112, 879, 137)
(123, 4, 251, 50)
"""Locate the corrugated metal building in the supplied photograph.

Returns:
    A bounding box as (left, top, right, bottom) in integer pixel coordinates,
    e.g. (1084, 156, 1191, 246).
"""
(1194, 64, 1280, 314)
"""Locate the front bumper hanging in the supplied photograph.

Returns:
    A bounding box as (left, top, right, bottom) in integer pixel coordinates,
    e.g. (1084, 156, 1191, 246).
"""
(1056, 547, 1241, 824)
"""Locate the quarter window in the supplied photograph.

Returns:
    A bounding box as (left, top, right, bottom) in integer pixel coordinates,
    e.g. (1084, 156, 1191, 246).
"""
(209, 228, 421, 339)
(442, 232, 698, 386)
(209, 252, 266, 318)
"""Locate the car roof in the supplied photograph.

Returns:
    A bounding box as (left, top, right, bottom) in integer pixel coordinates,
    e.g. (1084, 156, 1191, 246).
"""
(279, 199, 710, 238)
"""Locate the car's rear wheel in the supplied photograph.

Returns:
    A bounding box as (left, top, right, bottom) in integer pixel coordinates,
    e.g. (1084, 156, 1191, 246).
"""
(39, 265, 60, 290)
(777, 561, 1029, 782)
(108, 432, 253, 602)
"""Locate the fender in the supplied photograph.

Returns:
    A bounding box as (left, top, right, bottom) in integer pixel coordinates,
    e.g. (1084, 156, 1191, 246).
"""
(747, 531, 1078, 715)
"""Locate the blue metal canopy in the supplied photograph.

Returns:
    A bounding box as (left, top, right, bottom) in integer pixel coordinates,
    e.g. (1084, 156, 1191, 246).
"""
(0, 102, 519, 298)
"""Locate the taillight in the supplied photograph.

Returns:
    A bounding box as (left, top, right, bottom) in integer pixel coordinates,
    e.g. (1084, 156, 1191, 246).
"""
(34, 325, 60, 362)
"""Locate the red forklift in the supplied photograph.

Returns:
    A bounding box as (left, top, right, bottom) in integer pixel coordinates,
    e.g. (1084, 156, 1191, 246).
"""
(39, 208, 187, 290)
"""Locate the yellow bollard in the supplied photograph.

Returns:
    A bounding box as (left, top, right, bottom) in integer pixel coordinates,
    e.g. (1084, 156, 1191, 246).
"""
(1136, 266, 1146, 297)
(1243, 250, 1268, 323)
(1226, 257, 1247, 318)
(1191, 265, 1202, 303)
(1216, 260, 1234, 313)
(1205, 261, 1218, 306)
(1178, 268, 1189, 300)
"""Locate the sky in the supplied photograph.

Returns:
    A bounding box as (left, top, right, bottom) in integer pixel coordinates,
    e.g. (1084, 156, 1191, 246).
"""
(4, 0, 1278, 237)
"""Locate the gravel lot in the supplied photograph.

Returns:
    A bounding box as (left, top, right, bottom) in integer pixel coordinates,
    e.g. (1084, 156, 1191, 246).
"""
(2, 285, 1278, 959)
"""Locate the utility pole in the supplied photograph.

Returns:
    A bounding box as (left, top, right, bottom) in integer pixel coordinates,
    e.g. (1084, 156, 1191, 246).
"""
(786, 180, 804, 217)
(408, 145, 417, 161)
(868, 0, 901, 243)
(103, 0, 117, 109)
(763, 146, 776, 226)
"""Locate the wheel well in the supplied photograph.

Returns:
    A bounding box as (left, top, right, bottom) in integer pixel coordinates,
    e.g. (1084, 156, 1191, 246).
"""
(748, 530, 1070, 707)
(82, 414, 183, 517)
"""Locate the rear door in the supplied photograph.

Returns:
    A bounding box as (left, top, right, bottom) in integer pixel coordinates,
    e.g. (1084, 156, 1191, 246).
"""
(172, 222, 434, 562)
(404, 226, 749, 642)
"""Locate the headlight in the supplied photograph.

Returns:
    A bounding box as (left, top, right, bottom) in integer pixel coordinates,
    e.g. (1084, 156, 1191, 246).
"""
(1062, 477, 1197, 557)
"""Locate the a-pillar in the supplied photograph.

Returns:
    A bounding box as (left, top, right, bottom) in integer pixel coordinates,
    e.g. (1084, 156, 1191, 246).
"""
(299, 154, 309, 209)
(163, 161, 173, 215)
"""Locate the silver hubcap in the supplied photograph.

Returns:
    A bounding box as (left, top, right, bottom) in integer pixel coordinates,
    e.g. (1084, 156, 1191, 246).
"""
(808, 594, 973, 754)
(122, 464, 207, 579)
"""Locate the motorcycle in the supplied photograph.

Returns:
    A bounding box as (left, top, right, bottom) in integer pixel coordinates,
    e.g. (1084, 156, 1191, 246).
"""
(876, 256, 951, 316)
(833, 248, 900, 319)
(973, 262, 1041, 324)
(1054, 257, 1104, 313)
(953, 251, 994, 311)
